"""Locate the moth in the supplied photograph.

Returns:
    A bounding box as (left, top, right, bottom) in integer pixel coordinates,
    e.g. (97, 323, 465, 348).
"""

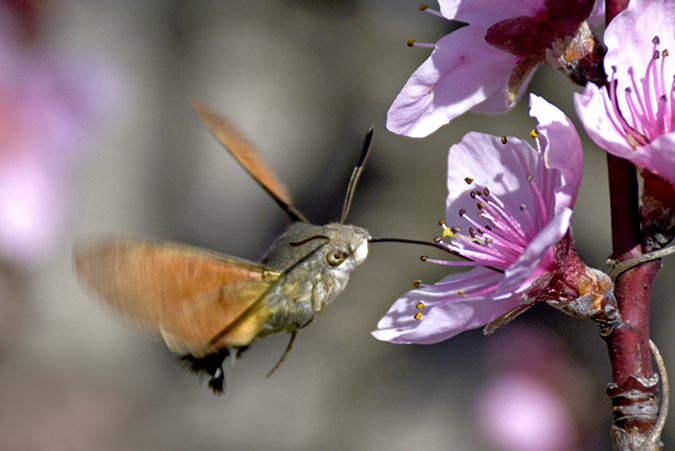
(74, 100, 373, 394)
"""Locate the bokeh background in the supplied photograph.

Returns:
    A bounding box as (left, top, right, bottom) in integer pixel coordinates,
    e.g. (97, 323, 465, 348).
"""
(0, 1, 672, 449)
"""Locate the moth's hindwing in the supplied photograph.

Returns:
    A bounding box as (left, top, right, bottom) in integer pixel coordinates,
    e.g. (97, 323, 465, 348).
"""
(74, 236, 281, 356)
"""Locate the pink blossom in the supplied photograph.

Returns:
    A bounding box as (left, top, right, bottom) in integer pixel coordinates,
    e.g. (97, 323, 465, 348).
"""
(0, 13, 115, 266)
(386, 0, 603, 137)
(474, 326, 588, 451)
(476, 374, 575, 451)
(373, 95, 583, 344)
(574, 0, 675, 185)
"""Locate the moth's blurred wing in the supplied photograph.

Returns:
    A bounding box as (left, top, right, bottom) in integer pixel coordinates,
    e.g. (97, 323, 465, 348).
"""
(74, 236, 281, 356)
(189, 98, 309, 223)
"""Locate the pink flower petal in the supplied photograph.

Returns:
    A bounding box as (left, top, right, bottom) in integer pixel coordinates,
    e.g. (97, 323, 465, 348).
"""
(438, 0, 546, 27)
(447, 132, 541, 218)
(573, 84, 637, 158)
(498, 207, 572, 295)
(372, 267, 521, 344)
(641, 133, 675, 185)
(530, 94, 583, 210)
(604, 0, 675, 90)
(470, 65, 537, 114)
(386, 26, 520, 138)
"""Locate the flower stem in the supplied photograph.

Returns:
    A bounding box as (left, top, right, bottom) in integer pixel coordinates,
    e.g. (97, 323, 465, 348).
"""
(603, 1, 664, 449)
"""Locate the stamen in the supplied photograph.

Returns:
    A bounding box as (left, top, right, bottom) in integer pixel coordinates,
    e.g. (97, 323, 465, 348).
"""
(414, 312, 423, 320)
(474, 190, 530, 244)
(411, 269, 504, 309)
(607, 34, 675, 147)
(660, 49, 671, 130)
(519, 203, 537, 238)
(442, 226, 455, 238)
(501, 136, 508, 144)
(419, 3, 446, 18)
(526, 176, 550, 228)
(416, 302, 424, 309)
(406, 39, 436, 49)
(413, 280, 422, 288)
(609, 77, 649, 146)
(423, 257, 480, 266)
(464, 177, 474, 184)
(530, 129, 538, 138)
(449, 232, 518, 267)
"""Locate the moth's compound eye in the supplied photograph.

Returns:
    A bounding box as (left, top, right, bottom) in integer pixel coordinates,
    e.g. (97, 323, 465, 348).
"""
(326, 249, 348, 266)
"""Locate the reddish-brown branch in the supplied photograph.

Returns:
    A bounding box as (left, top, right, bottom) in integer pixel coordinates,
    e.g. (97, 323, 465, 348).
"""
(602, 1, 663, 449)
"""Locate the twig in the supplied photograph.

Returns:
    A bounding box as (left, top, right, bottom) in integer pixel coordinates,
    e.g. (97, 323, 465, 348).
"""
(638, 339, 669, 451)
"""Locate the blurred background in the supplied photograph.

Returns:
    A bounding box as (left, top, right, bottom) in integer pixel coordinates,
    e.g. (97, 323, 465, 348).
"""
(0, 0, 671, 449)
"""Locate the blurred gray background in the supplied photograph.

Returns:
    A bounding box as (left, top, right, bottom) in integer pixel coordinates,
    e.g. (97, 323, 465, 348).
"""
(0, 0, 672, 449)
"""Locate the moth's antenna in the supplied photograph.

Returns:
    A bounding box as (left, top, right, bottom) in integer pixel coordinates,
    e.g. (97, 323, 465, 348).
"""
(340, 126, 374, 224)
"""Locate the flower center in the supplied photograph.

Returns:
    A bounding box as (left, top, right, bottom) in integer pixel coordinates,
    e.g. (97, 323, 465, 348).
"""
(609, 36, 675, 148)
(430, 168, 550, 272)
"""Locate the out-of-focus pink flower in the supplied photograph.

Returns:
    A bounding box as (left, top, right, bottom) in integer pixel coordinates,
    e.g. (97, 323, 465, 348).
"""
(476, 374, 575, 451)
(0, 11, 115, 267)
(373, 95, 584, 344)
(386, 0, 603, 137)
(575, 0, 675, 185)
(474, 326, 597, 451)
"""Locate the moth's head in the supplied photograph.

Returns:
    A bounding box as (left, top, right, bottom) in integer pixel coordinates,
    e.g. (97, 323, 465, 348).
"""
(260, 222, 369, 274)
(320, 223, 369, 272)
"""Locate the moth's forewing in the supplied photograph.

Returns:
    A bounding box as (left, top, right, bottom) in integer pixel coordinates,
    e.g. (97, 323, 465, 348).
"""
(190, 99, 290, 205)
(74, 236, 281, 356)
(189, 99, 309, 224)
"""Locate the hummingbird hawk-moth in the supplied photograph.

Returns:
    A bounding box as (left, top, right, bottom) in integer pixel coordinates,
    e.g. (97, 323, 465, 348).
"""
(74, 100, 373, 394)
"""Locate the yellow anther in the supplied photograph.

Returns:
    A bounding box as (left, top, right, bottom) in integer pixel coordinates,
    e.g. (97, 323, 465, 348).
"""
(414, 312, 423, 320)
(464, 177, 474, 184)
(442, 227, 455, 238)
(456, 290, 465, 296)
(530, 129, 538, 138)
(416, 302, 424, 309)
(419, 3, 429, 10)
(407, 39, 416, 48)
(413, 279, 422, 288)
(500, 136, 507, 144)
